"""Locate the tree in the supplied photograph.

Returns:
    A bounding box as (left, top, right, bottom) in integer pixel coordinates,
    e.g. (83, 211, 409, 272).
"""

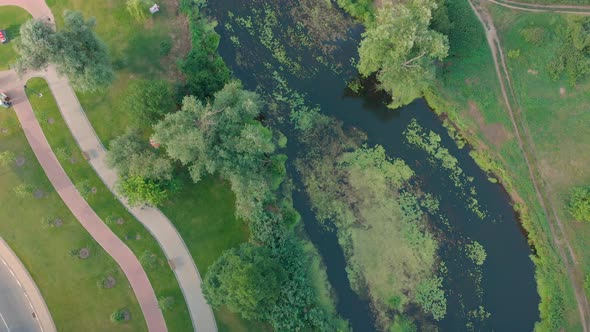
(203, 243, 285, 320)
(568, 186, 590, 222)
(357, 0, 449, 108)
(466, 241, 487, 266)
(152, 81, 282, 218)
(117, 175, 169, 207)
(14, 11, 114, 91)
(122, 79, 174, 125)
(107, 129, 173, 181)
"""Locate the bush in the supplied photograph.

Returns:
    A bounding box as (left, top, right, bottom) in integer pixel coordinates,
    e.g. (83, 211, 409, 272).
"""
(520, 27, 545, 46)
(567, 186, 590, 222)
(13, 183, 33, 198)
(122, 80, 174, 125)
(0, 151, 15, 166)
(110, 309, 127, 323)
(158, 296, 175, 311)
(466, 241, 487, 266)
(139, 251, 159, 269)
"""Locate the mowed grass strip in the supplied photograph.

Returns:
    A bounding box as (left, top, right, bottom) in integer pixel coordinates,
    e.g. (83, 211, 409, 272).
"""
(0, 97, 145, 331)
(26, 77, 193, 332)
(0, 5, 31, 70)
(27, 77, 264, 330)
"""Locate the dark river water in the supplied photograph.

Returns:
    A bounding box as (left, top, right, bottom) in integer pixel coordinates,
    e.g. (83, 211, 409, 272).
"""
(208, 1, 540, 330)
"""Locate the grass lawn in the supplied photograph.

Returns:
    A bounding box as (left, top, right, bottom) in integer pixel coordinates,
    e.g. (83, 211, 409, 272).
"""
(26, 77, 192, 331)
(487, 5, 590, 326)
(429, 0, 581, 329)
(0, 100, 145, 331)
(0, 6, 31, 70)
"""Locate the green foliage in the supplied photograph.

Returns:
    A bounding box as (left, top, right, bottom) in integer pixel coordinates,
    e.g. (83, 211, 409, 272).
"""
(139, 251, 159, 269)
(75, 180, 93, 199)
(520, 26, 545, 46)
(567, 186, 590, 222)
(158, 296, 175, 312)
(14, 11, 114, 91)
(110, 309, 127, 323)
(466, 241, 487, 266)
(203, 243, 285, 320)
(415, 276, 447, 320)
(585, 274, 590, 297)
(152, 82, 280, 219)
(389, 315, 417, 332)
(507, 49, 520, 58)
(126, 0, 149, 22)
(337, 0, 374, 22)
(13, 183, 33, 198)
(549, 16, 590, 85)
(357, 0, 449, 108)
(122, 79, 175, 125)
(179, 9, 230, 100)
(0, 151, 15, 166)
(117, 175, 169, 207)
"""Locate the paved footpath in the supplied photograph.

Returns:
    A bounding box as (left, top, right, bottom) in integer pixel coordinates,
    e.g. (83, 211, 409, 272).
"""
(0, 1, 217, 331)
(0, 69, 168, 332)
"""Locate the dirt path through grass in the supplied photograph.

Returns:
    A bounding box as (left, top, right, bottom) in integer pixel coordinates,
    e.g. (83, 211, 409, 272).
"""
(468, 0, 590, 330)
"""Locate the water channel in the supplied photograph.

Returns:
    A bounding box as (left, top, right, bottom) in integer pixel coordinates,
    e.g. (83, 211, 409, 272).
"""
(208, 1, 540, 330)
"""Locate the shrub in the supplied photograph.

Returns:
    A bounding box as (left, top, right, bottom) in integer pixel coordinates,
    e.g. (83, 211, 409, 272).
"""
(415, 277, 447, 320)
(126, 0, 149, 22)
(158, 296, 175, 311)
(520, 27, 545, 46)
(110, 309, 126, 323)
(567, 186, 590, 222)
(139, 251, 159, 269)
(0, 151, 15, 166)
(13, 183, 33, 198)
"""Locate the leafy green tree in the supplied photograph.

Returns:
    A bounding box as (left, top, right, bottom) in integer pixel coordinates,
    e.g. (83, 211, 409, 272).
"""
(568, 186, 590, 222)
(358, 0, 449, 108)
(107, 129, 173, 181)
(415, 276, 447, 320)
(117, 175, 169, 206)
(122, 80, 175, 125)
(152, 81, 283, 218)
(203, 243, 285, 320)
(14, 11, 114, 91)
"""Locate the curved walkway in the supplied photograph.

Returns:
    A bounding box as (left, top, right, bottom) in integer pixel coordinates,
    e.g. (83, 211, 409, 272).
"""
(0, 237, 55, 332)
(0, 0, 216, 331)
(42, 68, 217, 332)
(469, 0, 590, 330)
(0, 69, 167, 331)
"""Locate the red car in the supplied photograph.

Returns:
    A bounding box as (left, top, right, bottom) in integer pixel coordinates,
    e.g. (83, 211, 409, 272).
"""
(0, 30, 7, 43)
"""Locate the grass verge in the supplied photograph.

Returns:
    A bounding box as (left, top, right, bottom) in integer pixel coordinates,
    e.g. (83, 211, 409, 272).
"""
(0, 92, 145, 331)
(0, 5, 31, 70)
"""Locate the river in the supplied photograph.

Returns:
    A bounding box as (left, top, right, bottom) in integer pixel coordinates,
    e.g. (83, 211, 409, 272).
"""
(207, 0, 540, 330)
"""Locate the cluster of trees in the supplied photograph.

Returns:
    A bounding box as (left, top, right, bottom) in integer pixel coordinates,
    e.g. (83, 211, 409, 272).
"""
(548, 16, 590, 85)
(356, 0, 449, 109)
(14, 11, 113, 92)
(568, 186, 590, 222)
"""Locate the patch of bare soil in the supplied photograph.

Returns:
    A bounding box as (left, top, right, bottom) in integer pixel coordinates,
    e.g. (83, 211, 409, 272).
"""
(560, 87, 566, 97)
(47, 117, 55, 124)
(468, 101, 512, 147)
(79, 248, 90, 259)
(465, 77, 481, 85)
(53, 218, 63, 228)
(15, 156, 25, 167)
(33, 189, 44, 199)
(104, 276, 116, 289)
(527, 68, 538, 75)
(116, 218, 125, 225)
(1, 128, 8, 134)
(122, 309, 131, 321)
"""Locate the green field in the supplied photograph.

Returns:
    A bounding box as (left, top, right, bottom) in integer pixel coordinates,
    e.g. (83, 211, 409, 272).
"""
(0, 99, 145, 331)
(25, 77, 192, 331)
(428, 0, 588, 329)
(0, 6, 31, 69)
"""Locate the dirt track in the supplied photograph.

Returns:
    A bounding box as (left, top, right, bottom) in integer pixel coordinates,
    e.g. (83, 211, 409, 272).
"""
(468, 0, 590, 330)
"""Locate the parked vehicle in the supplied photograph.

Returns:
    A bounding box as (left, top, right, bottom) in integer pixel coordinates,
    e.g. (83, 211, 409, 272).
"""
(1, 92, 12, 108)
(0, 30, 7, 43)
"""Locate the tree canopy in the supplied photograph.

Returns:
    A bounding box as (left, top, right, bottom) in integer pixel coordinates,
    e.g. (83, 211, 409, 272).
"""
(358, 0, 449, 108)
(152, 81, 284, 218)
(14, 11, 114, 91)
(203, 243, 285, 320)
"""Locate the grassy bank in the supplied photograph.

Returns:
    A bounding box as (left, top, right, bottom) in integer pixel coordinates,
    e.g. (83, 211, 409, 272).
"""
(37, 0, 257, 328)
(0, 98, 145, 331)
(25, 77, 192, 331)
(0, 5, 31, 69)
(427, 0, 582, 329)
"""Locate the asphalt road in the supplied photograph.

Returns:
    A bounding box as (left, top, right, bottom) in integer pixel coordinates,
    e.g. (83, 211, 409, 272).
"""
(0, 260, 40, 332)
